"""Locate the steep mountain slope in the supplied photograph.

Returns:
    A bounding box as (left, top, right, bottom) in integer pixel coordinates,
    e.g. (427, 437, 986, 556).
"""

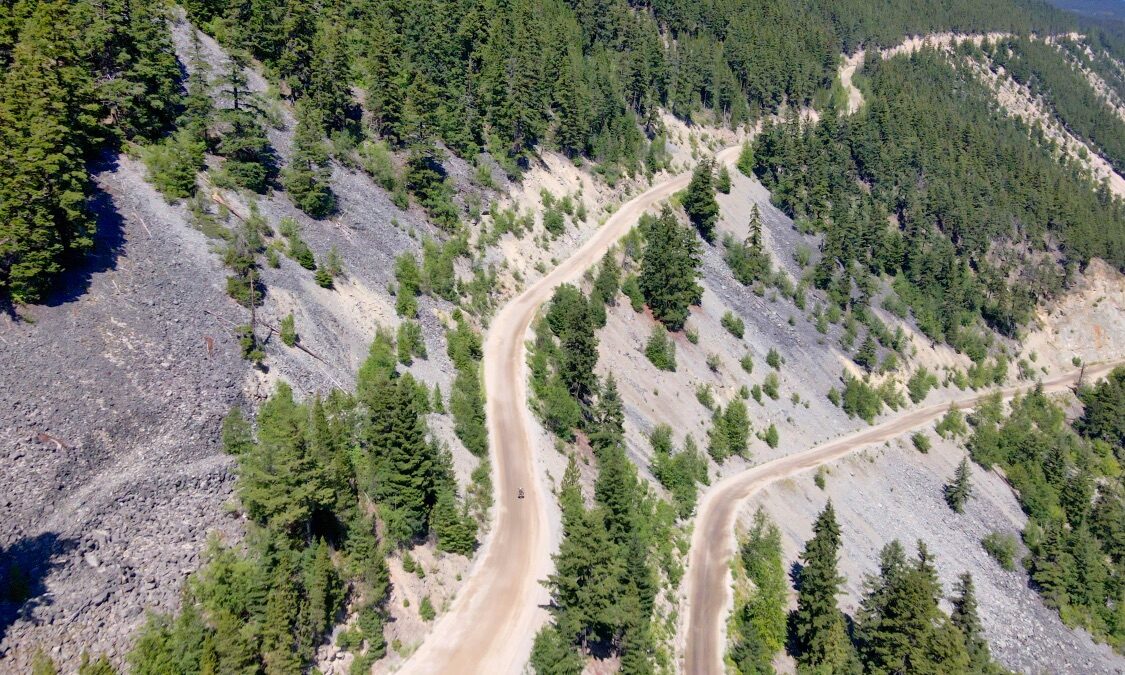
(0, 155, 246, 667)
(2, 0, 1125, 671)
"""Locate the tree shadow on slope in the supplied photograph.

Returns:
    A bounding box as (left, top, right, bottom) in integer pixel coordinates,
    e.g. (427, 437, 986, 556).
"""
(0, 532, 77, 642)
(42, 153, 126, 309)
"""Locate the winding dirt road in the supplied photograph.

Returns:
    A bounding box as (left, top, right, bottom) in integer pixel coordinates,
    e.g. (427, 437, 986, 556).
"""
(681, 362, 1121, 675)
(402, 146, 744, 674)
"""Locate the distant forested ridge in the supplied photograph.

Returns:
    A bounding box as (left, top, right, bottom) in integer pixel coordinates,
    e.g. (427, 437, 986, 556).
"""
(988, 36, 1125, 173)
(0, 0, 1078, 303)
(754, 48, 1125, 355)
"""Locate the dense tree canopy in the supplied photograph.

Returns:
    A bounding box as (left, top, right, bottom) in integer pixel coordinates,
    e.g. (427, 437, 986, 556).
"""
(754, 49, 1125, 351)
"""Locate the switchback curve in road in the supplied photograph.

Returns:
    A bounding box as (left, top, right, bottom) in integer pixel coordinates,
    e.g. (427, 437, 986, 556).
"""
(402, 144, 744, 674)
(681, 362, 1122, 675)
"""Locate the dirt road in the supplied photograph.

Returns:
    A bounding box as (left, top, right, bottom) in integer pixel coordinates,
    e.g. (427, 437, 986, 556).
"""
(839, 51, 865, 114)
(681, 362, 1121, 675)
(402, 146, 744, 674)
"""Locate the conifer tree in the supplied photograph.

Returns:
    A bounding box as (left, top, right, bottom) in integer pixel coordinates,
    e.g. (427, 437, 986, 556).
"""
(546, 498, 625, 649)
(716, 164, 732, 193)
(238, 382, 335, 536)
(307, 20, 353, 130)
(732, 508, 787, 671)
(283, 100, 335, 217)
(530, 624, 584, 675)
(0, 0, 97, 302)
(855, 334, 879, 373)
(682, 157, 720, 242)
(431, 488, 478, 555)
(951, 572, 997, 673)
(216, 53, 272, 191)
(546, 284, 599, 403)
(361, 370, 438, 543)
(554, 49, 591, 157)
(857, 541, 971, 673)
(748, 204, 763, 250)
(639, 206, 703, 330)
(593, 251, 621, 307)
(944, 457, 974, 513)
(589, 374, 625, 454)
(794, 501, 857, 672)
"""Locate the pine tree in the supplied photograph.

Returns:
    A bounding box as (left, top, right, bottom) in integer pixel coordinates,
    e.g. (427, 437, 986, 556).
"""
(593, 251, 621, 306)
(857, 541, 971, 673)
(554, 49, 591, 157)
(362, 373, 437, 543)
(547, 284, 598, 403)
(794, 501, 856, 672)
(737, 140, 755, 177)
(589, 374, 625, 453)
(595, 444, 639, 544)
(716, 164, 732, 193)
(0, 0, 97, 303)
(431, 487, 478, 555)
(530, 624, 583, 675)
(307, 20, 352, 130)
(682, 157, 720, 242)
(261, 560, 302, 674)
(216, 53, 272, 192)
(283, 100, 334, 217)
(239, 382, 335, 536)
(546, 502, 625, 649)
(855, 334, 879, 373)
(748, 204, 763, 250)
(951, 572, 996, 673)
(639, 206, 703, 330)
(944, 457, 974, 513)
(733, 508, 787, 671)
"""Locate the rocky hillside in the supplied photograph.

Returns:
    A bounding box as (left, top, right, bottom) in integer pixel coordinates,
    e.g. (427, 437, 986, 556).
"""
(2, 1, 1124, 670)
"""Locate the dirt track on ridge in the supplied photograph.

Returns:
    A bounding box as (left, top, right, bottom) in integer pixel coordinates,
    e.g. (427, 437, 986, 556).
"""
(401, 146, 743, 673)
(681, 361, 1122, 675)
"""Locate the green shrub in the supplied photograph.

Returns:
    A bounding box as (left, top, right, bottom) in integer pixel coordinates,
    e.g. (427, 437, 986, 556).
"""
(935, 408, 968, 438)
(721, 311, 745, 338)
(736, 141, 754, 176)
(645, 325, 677, 371)
(696, 383, 715, 410)
(911, 431, 931, 453)
(142, 129, 205, 200)
(280, 313, 298, 347)
(766, 348, 782, 370)
(622, 274, 645, 312)
(763, 423, 779, 448)
(907, 367, 939, 403)
(981, 531, 1019, 571)
(397, 321, 427, 364)
(841, 374, 882, 423)
(762, 372, 780, 400)
(419, 596, 436, 621)
(740, 353, 753, 373)
(543, 207, 565, 235)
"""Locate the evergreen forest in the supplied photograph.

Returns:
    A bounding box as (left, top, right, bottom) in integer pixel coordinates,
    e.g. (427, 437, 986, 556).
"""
(0, 0, 1095, 304)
